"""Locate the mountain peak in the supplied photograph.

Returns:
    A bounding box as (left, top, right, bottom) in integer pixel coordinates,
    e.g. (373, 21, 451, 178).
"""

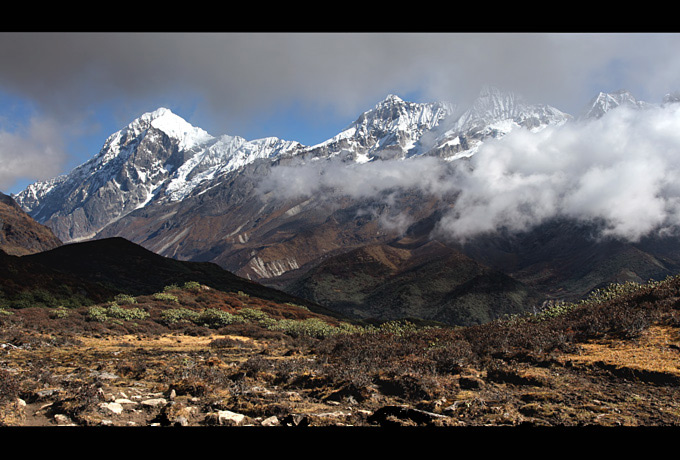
(131, 107, 213, 149)
(663, 91, 680, 105)
(579, 90, 646, 120)
(381, 94, 404, 104)
(141, 106, 174, 120)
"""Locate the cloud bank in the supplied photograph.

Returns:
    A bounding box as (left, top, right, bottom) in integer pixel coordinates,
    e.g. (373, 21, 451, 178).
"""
(261, 103, 680, 243)
(0, 117, 67, 191)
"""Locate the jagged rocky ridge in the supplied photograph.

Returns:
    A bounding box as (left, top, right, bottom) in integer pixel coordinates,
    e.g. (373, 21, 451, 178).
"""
(12, 86, 680, 326)
(14, 87, 571, 244)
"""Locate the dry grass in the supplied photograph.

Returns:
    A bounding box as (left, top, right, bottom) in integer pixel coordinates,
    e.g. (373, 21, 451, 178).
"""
(77, 334, 257, 352)
(560, 325, 680, 377)
(3, 277, 680, 426)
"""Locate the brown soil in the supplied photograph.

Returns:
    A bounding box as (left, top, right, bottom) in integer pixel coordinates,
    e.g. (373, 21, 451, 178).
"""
(2, 319, 680, 427)
(3, 278, 680, 428)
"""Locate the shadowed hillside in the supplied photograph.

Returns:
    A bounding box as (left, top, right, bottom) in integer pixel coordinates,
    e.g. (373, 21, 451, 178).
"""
(2, 236, 339, 319)
(0, 192, 61, 256)
(285, 238, 541, 326)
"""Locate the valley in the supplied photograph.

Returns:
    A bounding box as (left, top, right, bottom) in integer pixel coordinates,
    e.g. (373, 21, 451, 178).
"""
(3, 87, 680, 428)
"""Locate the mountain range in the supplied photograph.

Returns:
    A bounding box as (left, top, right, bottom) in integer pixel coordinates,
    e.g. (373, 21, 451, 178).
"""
(10, 86, 680, 326)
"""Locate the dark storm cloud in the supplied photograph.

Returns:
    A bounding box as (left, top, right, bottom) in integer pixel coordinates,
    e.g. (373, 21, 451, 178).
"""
(2, 33, 678, 123)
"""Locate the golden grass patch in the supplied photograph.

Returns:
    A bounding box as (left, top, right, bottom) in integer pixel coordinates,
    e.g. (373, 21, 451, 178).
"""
(560, 325, 680, 377)
(78, 333, 255, 352)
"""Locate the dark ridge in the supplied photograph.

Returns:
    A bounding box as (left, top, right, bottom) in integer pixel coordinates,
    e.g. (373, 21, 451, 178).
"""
(23, 237, 339, 317)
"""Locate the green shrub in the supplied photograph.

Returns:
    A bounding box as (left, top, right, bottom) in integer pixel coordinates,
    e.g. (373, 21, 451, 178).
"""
(335, 322, 366, 335)
(51, 306, 70, 319)
(160, 308, 200, 325)
(87, 306, 109, 322)
(8, 289, 59, 309)
(237, 308, 277, 327)
(285, 302, 309, 311)
(197, 309, 246, 328)
(114, 293, 137, 305)
(182, 281, 203, 292)
(375, 320, 419, 336)
(106, 302, 149, 321)
(153, 292, 179, 303)
(87, 303, 149, 322)
(267, 317, 339, 339)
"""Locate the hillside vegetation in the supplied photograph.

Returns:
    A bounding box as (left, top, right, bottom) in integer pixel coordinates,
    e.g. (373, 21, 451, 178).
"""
(2, 273, 680, 427)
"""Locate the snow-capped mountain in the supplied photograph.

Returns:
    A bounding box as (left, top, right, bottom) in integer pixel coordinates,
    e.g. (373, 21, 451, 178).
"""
(427, 86, 572, 159)
(15, 108, 302, 241)
(13, 86, 680, 325)
(14, 87, 573, 244)
(11, 87, 655, 269)
(300, 94, 457, 162)
(578, 89, 651, 120)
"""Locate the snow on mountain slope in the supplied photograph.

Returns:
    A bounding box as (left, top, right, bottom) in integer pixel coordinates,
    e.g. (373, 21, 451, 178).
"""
(13, 108, 304, 240)
(299, 94, 457, 162)
(165, 134, 302, 202)
(12, 87, 652, 245)
(578, 89, 651, 120)
(430, 86, 572, 160)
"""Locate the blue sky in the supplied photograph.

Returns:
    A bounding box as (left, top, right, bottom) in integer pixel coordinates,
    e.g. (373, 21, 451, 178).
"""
(1, 32, 679, 195)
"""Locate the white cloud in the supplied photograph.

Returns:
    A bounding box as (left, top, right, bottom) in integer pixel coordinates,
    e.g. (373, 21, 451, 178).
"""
(437, 103, 680, 242)
(0, 117, 68, 192)
(260, 102, 680, 243)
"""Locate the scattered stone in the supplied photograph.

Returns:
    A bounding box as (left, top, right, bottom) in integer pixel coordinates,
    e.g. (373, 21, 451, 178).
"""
(205, 410, 247, 426)
(156, 402, 199, 427)
(141, 398, 167, 408)
(281, 414, 309, 427)
(36, 388, 60, 399)
(313, 411, 351, 418)
(90, 371, 119, 380)
(174, 416, 189, 427)
(261, 416, 280, 426)
(54, 414, 75, 426)
(100, 402, 124, 415)
(368, 405, 448, 427)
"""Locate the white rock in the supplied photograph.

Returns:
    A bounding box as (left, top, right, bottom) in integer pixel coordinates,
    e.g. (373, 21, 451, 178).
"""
(212, 410, 246, 426)
(54, 414, 76, 426)
(261, 416, 280, 426)
(141, 398, 167, 407)
(100, 402, 124, 415)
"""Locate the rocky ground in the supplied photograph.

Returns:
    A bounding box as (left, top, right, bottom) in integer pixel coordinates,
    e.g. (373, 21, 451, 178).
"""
(2, 280, 680, 428)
